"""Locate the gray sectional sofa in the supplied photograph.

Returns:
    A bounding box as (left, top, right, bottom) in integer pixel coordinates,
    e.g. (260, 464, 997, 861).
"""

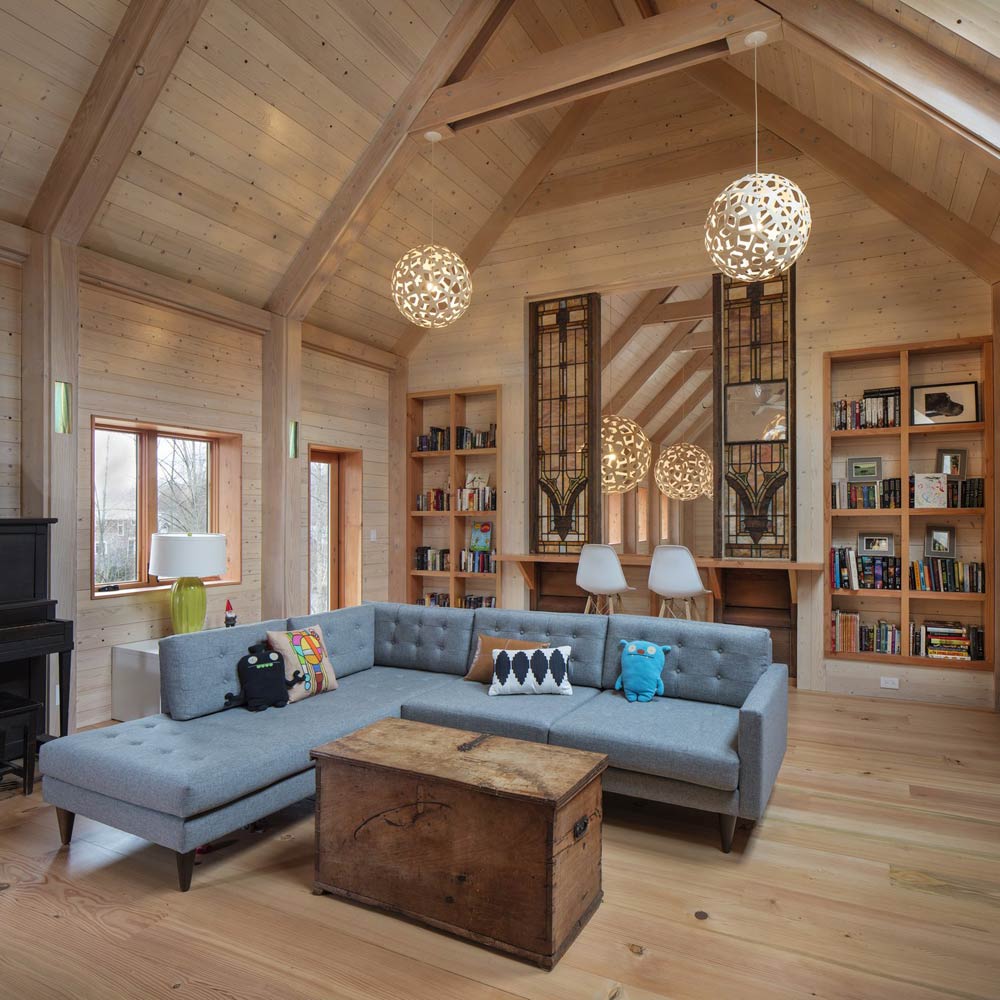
(40, 602, 788, 890)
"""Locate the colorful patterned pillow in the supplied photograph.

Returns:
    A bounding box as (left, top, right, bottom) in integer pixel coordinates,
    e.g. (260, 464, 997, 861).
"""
(488, 646, 573, 696)
(266, 625, 338, 702)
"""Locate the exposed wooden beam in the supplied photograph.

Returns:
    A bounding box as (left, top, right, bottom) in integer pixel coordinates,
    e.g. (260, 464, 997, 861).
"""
(903, 1, 1000, 62)
(765, 0, 1000, 172)
(0, 219, 32, 262)
(301, 324, 403, 373)
(637, 351, 712, 430)
(676, 401, 715, 446)
(396, 96, 606, 358)
(602, 287, 676, 371)
(678, 328, 714, 351)
(611, 0, 659, 24)
(446, 0, 518, 83)
(412, 1, 781, 134)
(387, 361, 409, 603)
(267, 0, 514, 322)
(603, 319, 701, 415)
(645, 291, 713, 326)
(688, 62, 1000, 284)
(521, 130, 797, 216)
(651, 371, 714, 444)
(26, 0, 208, 244)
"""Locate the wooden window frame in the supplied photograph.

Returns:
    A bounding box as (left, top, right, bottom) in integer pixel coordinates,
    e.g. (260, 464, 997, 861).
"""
(90, 416, 242, 598)
(308, 445, 363, 611)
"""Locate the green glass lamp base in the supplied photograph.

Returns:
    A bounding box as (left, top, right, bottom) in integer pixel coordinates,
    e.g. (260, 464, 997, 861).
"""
(170, 577, 207, 634)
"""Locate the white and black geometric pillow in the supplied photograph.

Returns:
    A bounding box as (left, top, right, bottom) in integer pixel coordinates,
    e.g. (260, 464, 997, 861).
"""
(488, 646, 573, 696)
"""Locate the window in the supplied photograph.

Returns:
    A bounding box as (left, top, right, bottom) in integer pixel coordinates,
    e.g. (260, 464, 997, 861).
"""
(637, 486, 649, 545)
(605, 492, 623, 547)
(92, 419, 241, 594)
(308, 446, 363, 613)
(660, 492, 670, 542)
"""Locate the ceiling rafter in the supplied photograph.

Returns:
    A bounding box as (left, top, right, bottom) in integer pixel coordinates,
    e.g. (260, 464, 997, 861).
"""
(669, 396, 715, 446)
(26, 0, 209, 244)
(688, 62, 1000, 284)
(645, 291, 713, 326)
(637, 351, 712, 431)
(602, 287, 677, 371)
(651, 370, 714, 444)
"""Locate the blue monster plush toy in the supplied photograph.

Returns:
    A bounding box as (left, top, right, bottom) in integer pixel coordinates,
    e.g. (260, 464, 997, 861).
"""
(615, 639, 670, 702)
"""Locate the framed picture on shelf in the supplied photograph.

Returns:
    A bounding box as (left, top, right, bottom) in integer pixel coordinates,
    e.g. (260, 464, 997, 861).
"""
(857, 532, 895, 556)
(935, 447, 967, 479)
(924, 525, 957, 560)
(846, 456, 882, 482)
(910, 381, 980, 425)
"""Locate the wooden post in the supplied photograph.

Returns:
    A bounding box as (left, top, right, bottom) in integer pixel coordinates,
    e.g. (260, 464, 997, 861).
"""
(261, 314, 303, 618)
(388, 361, 409, 603)
(992, 283, 999, 710)
(622, 488, 637, 554)
(21, 233, 79, 734)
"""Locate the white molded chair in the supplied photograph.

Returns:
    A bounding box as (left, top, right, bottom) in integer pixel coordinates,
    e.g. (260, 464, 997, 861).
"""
(576, 544, 633, 614)
(648, 544, 711, 619)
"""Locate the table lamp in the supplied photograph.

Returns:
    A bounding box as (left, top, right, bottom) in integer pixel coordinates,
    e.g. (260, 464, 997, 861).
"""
(149, 533, 227, 634)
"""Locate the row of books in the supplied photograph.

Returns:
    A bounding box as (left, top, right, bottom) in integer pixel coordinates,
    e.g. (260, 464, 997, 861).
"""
(414, 547, 449, 572)
(455, 424, 496, 450)
(829, 548, 903, 590)
(414, 594, 498, 609)
(910, 621, 985, 660)
(415, 488, 450, 511)
(831, 478, 902, 509)
(832, 386, 901, 430)
(416, 593, 450, 607)
(829, 611, 903, 654)
(455, 486, 497, 511)
(831, 476, 985, 510)
(458, 549, 496, 574)
(415, 426, 450, 452)
(909, 559, 986, 593)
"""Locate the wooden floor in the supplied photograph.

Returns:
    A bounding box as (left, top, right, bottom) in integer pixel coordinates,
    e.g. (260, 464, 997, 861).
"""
(1, 690, 999, 1000)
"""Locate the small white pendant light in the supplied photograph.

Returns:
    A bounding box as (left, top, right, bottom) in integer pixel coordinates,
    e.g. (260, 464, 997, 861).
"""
(601, 414, 652, 494)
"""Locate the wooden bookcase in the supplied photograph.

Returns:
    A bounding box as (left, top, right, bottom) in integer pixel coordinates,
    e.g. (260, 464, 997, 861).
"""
(823, 337, 994, 671)
(405, 386, 502, 609)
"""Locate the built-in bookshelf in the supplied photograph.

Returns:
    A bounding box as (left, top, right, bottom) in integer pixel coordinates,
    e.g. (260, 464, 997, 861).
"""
(823, 337, 994, 671)
(406, 386, 501, 609)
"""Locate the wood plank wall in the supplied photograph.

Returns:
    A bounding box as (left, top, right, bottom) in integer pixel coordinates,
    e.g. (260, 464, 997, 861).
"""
(409, 155, 995, 708)
(0, 262, 20, 516)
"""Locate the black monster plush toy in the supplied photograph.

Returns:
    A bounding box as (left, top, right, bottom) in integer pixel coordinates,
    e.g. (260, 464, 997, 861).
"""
(225, 642, 304, 711)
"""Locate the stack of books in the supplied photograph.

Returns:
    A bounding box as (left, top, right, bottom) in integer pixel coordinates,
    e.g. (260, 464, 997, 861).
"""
(832, 386, 901, 430)
(830, 610, 902, 654)
(909, 475, 984, 508)
(415, 426, 450, 451)
(416, 593, 450, 607)
(829, 547, 902, 590)
(909, 621, 985, 660)
(831, 477, 902, 509)
(414, 547, 450, 572)
(455, 424, 496, 450)
(455, 486, 496, 511)
(457, 595, 496, 609)
(909, 559, 985, 593)
(415, 488, 450, 511)
(458, 549, 496, 574)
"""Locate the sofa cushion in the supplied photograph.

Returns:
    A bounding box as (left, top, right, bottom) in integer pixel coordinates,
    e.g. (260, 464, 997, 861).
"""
(287, 604, 375, 678)
(401, 679, 599, 743)
(470, 608, 607, 689)
(160, 619, 288, 721)
(601, 614, 772, 707)
(372, 602, 474, 674)
(548, 690, 741, 791)
(41, 667, 460, 818)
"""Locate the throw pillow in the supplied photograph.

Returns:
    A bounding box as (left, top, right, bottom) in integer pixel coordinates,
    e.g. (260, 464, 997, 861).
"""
(465, 635, 548, 683)
(488, 646, 573, 696)
(615, 639, 670, 703)
(266, 625, 338, 702)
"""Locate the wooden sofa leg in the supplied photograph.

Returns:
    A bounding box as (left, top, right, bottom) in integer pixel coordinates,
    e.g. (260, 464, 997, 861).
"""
(176, 850, 196, 892)
(719, 813, 737, 853)
(56, 808, 75, 845)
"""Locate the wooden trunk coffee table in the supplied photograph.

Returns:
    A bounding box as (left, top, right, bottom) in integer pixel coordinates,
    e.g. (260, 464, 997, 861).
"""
(311, 717, 608, 968)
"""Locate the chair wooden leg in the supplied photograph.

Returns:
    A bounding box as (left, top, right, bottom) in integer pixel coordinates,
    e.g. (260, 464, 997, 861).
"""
(683, 599, 693, 620)
(176, 850, 196, 892)
(583, 595, 593, 614)
(56, 808, 75, 845)
(719, 813, 737, 853)
(657, 598, 666, 617)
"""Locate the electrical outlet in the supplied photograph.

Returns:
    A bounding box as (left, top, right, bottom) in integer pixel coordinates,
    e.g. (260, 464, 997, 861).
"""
(880, 676, 900, 690)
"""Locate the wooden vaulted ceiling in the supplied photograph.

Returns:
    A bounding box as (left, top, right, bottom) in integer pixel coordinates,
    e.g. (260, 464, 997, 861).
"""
(1, 0, 998, 376)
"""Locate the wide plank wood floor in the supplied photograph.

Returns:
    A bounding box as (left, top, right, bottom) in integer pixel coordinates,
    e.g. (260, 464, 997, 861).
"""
(1, 689, 998, 1000)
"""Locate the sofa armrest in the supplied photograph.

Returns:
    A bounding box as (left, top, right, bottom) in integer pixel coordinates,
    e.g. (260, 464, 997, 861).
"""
(737, 663, 788, 819)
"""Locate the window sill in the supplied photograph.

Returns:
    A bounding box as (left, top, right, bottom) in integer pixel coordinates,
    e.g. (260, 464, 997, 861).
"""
(90, 577, 242, 600)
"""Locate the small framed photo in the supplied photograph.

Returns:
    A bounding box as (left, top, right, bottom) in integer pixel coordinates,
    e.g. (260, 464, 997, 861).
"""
(935, 447, 967, 480)
(847, 456, 882, 482)
(924, 525, 957, 560)
(857, 532, 895, 556)
(911, 381, 980, 426)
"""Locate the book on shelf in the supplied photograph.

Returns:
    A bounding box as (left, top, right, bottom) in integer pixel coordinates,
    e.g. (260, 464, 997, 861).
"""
(414, 547, 450, 572)
(829, 610, 902, 654)
(469, 521, 492, 552)
(456, 594, 496, 609)
(909, 620, 985, 660)
(831, 477, 902, 509)
(458, 548, 496, 574)
(416, 592, 450, 607)
(912, 473, 947, 508)
(455, 485, 496, 511)
(415, 488, 450, 511)
(905, 476, 984, 509)
(832, 386, 901, 430)
(829, 547, 902, 590)
(908, 558, 986, 593)
(415, 426, 450, 452)
(455, 424, 496, 450)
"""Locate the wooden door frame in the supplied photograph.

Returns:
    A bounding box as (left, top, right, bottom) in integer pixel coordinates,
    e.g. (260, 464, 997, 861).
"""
(308, 445, 363, 609)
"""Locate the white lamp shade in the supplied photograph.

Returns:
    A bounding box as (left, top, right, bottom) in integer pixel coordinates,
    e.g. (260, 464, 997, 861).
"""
(149, 533, 227, 579)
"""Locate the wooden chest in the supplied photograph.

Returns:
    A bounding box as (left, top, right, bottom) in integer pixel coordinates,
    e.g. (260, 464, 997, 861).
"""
(311, 718, 607, 968)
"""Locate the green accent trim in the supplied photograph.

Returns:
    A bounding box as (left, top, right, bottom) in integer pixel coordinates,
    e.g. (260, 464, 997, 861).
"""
(170, 577, 207, 634)
(54, 381, 72, 435)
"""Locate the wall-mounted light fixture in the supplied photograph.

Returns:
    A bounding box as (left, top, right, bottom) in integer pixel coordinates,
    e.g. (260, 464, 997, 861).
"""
(53, 381, 72, 435)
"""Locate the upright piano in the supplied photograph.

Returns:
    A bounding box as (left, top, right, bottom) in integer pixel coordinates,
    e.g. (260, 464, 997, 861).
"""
(0, 518, 74, 752)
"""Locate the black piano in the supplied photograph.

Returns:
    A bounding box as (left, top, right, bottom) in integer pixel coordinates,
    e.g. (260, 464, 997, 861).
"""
(0, 518, 74, 753)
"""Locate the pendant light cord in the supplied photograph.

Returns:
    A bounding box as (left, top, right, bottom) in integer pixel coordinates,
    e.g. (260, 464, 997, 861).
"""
(430, 138, 436, 246)
(754, 43, 759, 175)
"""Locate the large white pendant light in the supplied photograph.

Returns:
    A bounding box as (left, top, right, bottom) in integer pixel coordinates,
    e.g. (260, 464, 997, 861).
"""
(392, 131, 472, 329)
(705, 33, 811, 282)
(601, 414, 652, 494)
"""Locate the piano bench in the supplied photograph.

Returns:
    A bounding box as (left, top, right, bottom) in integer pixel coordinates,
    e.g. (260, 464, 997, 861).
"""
(0, 693, 42, 796)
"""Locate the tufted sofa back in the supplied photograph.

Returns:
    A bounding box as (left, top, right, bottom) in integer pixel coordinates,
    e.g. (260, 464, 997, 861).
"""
(601, 614, 772, 707)
(371, 603, 475, 675)
(288, 604, 375, 678)
(470, 608, 608, 689)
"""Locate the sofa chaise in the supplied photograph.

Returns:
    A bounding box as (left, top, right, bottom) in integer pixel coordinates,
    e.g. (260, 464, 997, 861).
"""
(40, 602, 788, 890)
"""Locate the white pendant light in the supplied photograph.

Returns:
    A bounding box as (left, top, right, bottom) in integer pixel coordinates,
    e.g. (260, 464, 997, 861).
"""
(601, 414, 652, 494)
(655, 443, 713, 501)
(392, 131, 472, 329)
(705, 32, 811, 282)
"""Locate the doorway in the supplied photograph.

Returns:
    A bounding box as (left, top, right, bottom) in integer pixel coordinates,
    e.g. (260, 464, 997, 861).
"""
(308, 447, 363, 612)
